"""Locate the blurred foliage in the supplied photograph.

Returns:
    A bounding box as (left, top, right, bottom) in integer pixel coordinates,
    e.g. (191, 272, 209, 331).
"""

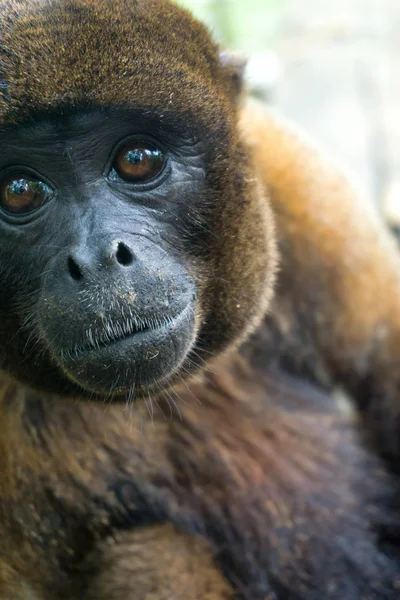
(174, 0, 284, 51)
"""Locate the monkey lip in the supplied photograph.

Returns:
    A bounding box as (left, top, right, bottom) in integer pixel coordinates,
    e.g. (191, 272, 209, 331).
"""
(60, 305, 193, 360)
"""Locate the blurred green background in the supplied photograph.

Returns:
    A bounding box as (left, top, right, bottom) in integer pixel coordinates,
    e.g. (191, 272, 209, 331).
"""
(175, 0, 284, 51)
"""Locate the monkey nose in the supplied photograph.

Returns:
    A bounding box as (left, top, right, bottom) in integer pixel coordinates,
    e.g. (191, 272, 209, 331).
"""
(67, 240, 135, 282)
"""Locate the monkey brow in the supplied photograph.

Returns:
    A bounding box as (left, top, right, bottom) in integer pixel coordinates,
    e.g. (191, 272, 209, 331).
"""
(0, 105, 203, 145)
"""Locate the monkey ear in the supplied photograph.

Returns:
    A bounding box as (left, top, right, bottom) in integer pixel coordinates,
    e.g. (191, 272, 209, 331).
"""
(219, 51, 247, 103)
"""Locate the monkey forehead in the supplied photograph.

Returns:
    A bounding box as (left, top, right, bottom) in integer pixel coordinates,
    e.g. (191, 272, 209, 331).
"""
(0, 0, 230, 127)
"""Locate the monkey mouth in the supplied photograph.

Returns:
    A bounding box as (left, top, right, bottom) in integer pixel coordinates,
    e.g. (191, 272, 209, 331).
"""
(54, 304, 196, 395)
(59, 314, 172, 361)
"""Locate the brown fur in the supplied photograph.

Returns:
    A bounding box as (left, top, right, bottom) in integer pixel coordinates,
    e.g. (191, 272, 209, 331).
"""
(1, 1, 400, 599)
(1, 362, 400, 599)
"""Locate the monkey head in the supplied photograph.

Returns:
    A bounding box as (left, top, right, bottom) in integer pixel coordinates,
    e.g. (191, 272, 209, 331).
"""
(0, 0, 276, 398)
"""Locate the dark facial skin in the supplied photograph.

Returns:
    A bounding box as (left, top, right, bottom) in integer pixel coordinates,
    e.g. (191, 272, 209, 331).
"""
(0, 109, 212, 396)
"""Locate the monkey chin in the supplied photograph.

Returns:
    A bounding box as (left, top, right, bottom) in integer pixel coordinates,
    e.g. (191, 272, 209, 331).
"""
(55, 304, 197, 398)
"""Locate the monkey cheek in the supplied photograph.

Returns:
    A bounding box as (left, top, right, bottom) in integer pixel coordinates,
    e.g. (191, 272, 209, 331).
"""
(53, 308, 197, 397)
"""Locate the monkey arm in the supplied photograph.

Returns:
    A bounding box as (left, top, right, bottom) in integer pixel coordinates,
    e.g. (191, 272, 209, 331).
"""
(84, 525, 233, 600)
(240, 99, 400, 464)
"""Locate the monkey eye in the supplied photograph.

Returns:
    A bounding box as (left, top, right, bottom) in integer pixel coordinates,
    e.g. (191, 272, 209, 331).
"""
(113, 142, 165, 183)
(0, 174, 53, 215)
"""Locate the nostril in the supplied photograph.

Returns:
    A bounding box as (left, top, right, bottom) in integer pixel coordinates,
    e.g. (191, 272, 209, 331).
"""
(67, 256, 83, 281)
(116, 242, 134, 267)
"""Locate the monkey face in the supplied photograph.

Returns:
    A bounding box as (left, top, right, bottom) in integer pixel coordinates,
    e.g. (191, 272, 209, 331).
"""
(0, 110, 202, 395)
(0, 0, 275, 399)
